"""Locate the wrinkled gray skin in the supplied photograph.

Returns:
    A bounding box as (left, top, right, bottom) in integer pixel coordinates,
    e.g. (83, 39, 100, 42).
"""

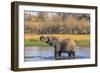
(40, 36, 76, 60)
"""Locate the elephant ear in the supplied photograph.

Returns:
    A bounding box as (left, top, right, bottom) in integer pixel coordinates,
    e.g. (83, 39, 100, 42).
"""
(51, 36, 58, 41)
(51, 36, 59, 45)
(66, 38, 71, 41)
(46, 36, 52, 41)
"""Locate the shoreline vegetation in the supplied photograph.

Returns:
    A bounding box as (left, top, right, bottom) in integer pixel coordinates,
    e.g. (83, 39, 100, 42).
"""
(24, 11, 90, 48)
(24, 34, 90, 47)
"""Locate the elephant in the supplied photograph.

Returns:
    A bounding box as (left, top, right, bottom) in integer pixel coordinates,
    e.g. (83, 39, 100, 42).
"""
(40, 36, 77, 59)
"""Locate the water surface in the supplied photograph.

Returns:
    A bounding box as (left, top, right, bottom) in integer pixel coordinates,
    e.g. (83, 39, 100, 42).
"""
(24, 46, 90, 62)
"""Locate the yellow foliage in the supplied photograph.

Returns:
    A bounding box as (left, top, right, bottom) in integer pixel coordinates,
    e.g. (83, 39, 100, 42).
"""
(25, 33, 90, 41)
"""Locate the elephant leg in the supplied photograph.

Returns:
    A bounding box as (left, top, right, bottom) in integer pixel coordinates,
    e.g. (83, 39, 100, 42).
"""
(68, 52, 71, 58)
(71, 51, 75, 58)
(54, 45, 61, 60)
(58, 51, 62, 57)
(55, 51, 60, 60)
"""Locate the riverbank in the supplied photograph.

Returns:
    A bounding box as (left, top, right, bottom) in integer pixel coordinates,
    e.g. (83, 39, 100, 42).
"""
(24, 34, 90, 47)
(25, 39, 89, 47)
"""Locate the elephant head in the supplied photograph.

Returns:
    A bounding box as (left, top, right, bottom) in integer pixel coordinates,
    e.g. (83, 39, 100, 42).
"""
(40, 36, 58, 46)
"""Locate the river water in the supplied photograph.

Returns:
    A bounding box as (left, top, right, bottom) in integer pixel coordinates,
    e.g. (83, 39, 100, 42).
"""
(24, 46, 90, 62)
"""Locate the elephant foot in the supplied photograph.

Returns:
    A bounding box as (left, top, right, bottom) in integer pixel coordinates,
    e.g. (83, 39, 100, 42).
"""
(68, 56, 75, 59)
(55, 56, 60, 60)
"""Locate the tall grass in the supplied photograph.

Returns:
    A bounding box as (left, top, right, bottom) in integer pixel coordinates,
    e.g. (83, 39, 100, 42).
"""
(24, 34, 90, 47)
(25, 33, 89, 41)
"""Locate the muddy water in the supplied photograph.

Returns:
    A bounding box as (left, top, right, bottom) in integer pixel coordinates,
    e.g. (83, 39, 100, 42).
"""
(24, 46, 90, 62)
